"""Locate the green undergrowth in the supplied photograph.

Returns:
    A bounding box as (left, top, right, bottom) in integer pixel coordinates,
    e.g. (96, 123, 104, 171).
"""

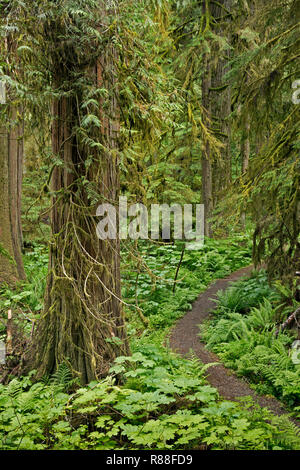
(0, 234, 252, 345)
(0, 244, 48, 342)
(122, 235, 252, 347)
(201, 270, 300, 415)
(1, 348, 300, 450)
(1, 236, 300, 449)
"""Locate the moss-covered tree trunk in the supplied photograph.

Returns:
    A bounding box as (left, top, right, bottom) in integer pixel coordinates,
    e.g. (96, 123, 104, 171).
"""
(0, 37, 25, 285)
(201, 49, 213, 238)
(240, 112, 250, 227)
(24, 7, 129, 384)
(241, 114, 250, 174)
(211, 0, 232, 202)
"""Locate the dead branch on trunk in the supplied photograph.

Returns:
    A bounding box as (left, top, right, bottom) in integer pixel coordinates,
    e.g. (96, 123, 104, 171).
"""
(275, 306, 300, 337)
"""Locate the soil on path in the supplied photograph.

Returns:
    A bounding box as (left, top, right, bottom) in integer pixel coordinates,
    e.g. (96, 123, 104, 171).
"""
(169, 265, 298, 421)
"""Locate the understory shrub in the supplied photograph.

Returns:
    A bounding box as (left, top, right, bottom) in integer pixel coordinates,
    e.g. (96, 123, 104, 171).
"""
(202, 271, 300, 411)
(1, 348, 300, 450)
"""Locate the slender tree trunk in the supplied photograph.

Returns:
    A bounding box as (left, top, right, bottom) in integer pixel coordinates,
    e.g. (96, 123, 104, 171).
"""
(211, 0, 232, 202)
(24, 5, 129, 384)
(241, 113, 250, 174)
(201, 0, 233, 235)
(241, 113, 250, 227)
(201, 51, 213, 238)
(0, 37, 25, 285)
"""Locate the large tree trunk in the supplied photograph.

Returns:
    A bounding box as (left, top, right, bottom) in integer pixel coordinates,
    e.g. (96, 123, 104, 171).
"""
(24, 8, 129, 384)
(0, 38, 25, 285)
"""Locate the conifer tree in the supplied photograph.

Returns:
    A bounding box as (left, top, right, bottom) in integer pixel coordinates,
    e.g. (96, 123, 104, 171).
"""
(0, 6, 25, 285)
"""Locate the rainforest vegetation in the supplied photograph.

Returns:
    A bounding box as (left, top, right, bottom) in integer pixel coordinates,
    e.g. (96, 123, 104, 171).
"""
(0, 0, 299, 452)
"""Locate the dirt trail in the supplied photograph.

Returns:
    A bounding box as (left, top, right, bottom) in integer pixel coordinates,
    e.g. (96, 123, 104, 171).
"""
(169, 265, 298, 421)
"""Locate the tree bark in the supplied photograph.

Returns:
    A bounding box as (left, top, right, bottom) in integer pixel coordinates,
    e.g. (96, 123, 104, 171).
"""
(201, 0, 232, 236)
(0, 37, 25, 285)
(241, 112, 250, 227)
(24, 5, 129, 384)
(241, 113, 250, 174)
(201, 50, 213, 238)
(211, 0, 232, 202)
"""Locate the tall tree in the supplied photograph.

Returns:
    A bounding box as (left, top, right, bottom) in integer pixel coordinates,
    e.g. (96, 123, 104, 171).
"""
(201, 48, 214, 237)
(225, 0, 300, 280)
(201, 0, 214, 237)
(0, 28, 25, 285)
(200, 0, 233, 236)
(23, 1, 129, 383)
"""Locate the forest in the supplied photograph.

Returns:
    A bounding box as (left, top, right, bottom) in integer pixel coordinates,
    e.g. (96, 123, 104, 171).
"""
(0, 0, 299, 453)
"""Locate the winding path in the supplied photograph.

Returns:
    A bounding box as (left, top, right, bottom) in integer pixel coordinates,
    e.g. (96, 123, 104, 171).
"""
(169, 265, 298, 421)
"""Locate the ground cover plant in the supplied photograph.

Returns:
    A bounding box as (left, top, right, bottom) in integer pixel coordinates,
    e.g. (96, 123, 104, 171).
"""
(201, 271, 300, 415)
(0, 0, 299, 453)
(1, 344, 300, 450)
(1, 239, 300, 450)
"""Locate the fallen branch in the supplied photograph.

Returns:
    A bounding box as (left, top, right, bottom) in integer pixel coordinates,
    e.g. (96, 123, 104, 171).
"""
(173, 245, 185, 294)
(275, 306, 300, 337)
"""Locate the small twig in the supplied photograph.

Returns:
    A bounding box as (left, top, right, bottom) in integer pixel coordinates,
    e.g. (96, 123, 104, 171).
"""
(173, 246, 185, 294)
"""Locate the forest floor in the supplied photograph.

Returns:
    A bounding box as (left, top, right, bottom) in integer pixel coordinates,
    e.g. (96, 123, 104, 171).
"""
(169, 265, 300, 425)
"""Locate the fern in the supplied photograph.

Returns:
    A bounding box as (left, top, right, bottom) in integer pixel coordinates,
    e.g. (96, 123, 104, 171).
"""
(50, 362, 80, 391)
(270, 415, 300, 450)
(204, 274, 300, 408)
